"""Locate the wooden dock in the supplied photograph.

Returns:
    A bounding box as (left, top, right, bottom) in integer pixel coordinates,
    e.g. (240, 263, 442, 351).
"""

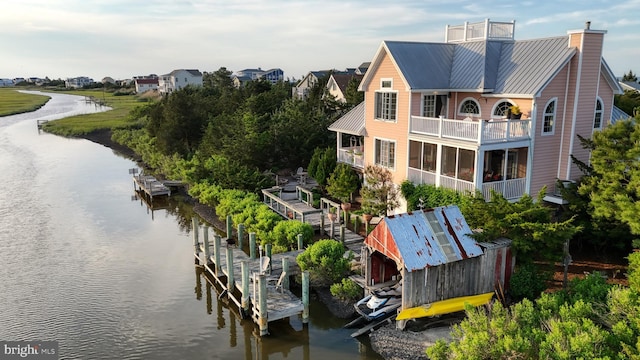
(133, 174, 171, 198)
(192, 218, 309, 336)
(261, 186, 365, 258)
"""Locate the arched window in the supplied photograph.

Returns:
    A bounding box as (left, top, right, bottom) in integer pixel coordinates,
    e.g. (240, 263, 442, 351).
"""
(493, 100, 513, 118)
(459, 98, 480, 117)
(593, 98, 603, 129)
(543, 99, 556, 135)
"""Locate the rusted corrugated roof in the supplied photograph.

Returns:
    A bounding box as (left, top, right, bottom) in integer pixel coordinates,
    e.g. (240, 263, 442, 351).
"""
(365, 205, 483, 272)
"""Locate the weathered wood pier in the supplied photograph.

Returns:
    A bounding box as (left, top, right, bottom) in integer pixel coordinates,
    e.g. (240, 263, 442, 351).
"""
(193, 217, 310, 336)
(132, 173, 171, 199)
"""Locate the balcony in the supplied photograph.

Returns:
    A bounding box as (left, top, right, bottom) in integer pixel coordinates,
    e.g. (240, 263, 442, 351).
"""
(446, 19, 515, 43)
(337, 146, 364, 169)
(408, 167, 527, 201)
(410, 116, 530, 144)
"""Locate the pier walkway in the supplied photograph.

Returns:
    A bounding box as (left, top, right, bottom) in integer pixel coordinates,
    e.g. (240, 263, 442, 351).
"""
(261, 185, 366, 258)
(192, 218, 309, 336)
(133, 174, 171, 198)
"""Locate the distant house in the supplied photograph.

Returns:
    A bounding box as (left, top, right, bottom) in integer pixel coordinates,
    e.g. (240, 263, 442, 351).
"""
(326, 73, 364, 103)
(329, 19, 623, 212)
(361, 205, 513, 311)
(292, 70, 330, 100)
(65, 76, 94, 88)
(158, 69, 203, 95)
(134, 78, 159, 93)
(619, 81, 640, 93)
(233, 68, 284, 88)
(0, 78, 14, 87)
(101, 77, 116, 85)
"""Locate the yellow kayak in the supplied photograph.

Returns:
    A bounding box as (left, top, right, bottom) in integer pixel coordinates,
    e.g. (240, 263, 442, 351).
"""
(396, 292, 494, 320)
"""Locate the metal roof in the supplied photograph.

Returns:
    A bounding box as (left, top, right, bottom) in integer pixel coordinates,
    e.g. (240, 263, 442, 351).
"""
(611, 105, 632, 124)
(384, 41, 455, 90)
(495, 37, 575, 95)
(328, 102, 366, 135)
(364, 205, 484, 272)
(379, 36, 576, 95)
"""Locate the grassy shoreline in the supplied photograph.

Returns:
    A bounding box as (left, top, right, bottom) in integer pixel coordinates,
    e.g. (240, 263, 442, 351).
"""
(41, 89, 150, 137)
(0, 88, 51, 117)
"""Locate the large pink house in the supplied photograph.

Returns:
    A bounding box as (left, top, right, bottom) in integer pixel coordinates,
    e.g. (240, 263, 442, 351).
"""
(329, 19, 623, 212)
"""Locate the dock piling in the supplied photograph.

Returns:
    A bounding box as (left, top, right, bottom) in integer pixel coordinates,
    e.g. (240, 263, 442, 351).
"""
(302, 271, 309, 324)
(226, 215, 233, 243)
(265, 244, 272, 275)
(241, 261, 250, 315)
(203, 226, 211, 264)
(226, 247, 235, 292)
(213, 235, 221, 276)
(296, 234, 303, 250)
(249, 232, 257, 259)
(258, 274, 268, 336)
(238, 223, 244, 249)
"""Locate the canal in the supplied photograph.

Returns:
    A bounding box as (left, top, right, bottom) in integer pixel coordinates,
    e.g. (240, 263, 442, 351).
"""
(0, 91, 382, 359)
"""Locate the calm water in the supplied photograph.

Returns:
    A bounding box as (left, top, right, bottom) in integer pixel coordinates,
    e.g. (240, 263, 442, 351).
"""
(0, 91, 382, 359)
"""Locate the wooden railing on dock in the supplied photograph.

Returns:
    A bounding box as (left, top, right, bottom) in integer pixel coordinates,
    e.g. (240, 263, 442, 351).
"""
(133, 174, 171, 198)
(192, 218, 309, 336)
(261, 186, 323, 225)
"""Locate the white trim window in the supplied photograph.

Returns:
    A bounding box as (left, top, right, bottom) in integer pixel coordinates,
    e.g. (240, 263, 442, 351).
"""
(593, 98, 603, 129)
(375, 78, 397, 122)
(459, 98, 480, 118)
(542, 98, 556, 135)
(492, 100, 514, 118)
(422, 94, 448, 118)
(374, 138, 396, 169)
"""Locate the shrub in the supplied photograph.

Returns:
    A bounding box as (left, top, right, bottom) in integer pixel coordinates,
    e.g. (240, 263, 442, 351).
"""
(330, 278, 362, 301)
(326, 163, 359, 203)
(297, 239, 353, 286)
(264, 220, 314, 252)
(509, 263, 549, 301)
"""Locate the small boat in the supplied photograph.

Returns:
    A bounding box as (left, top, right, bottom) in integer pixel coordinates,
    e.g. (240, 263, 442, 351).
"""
(396, 292, 494, 321)
(353, 283, 402, 322)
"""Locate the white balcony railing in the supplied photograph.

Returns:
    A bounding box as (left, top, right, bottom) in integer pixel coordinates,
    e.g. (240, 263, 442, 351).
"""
(410, 116, 530, 144)
(408, 167, 527, 201)
(482, 178, 526, 201)
(337, 147, 364, 168)
(446, 19, 515, 43)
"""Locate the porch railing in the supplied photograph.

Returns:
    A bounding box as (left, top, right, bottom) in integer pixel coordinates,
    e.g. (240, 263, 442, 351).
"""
(337, 147, 364, 168)
(482, 178, 526, 201)
(408, 168, 527, 200)
(410, 116, 530, 144)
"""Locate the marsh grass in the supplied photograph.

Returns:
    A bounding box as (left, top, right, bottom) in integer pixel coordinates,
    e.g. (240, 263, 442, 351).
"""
(42, 90, 150, 136)
(0, 88, 51, 116)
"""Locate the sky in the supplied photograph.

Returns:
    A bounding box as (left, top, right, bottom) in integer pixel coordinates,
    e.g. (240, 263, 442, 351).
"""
(1, 0, 639, 82)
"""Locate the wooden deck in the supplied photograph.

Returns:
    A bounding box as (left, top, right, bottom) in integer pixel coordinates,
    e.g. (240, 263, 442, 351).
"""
(133, 174, 171, 198)
(192, 218, 309, 336)
(261, 185, 365, 258)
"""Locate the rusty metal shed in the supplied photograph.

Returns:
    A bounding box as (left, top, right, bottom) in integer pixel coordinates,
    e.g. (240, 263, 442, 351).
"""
(362, 205, 513, 309)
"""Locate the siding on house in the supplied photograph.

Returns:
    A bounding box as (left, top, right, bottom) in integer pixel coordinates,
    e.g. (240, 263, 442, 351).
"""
(569, 31, 605, 181)
(363, 50, 411, 185)
(531, 66, 570, 193)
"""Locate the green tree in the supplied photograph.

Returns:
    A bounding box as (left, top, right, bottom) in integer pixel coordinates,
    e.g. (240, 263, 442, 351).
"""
(360, 165, 399, 216)
(326, 163, 359, 203)
(614, 90, 640, 117)
(296, 239, 353, 286)
(574, 118, 640, 238)
(622, 70, 638, 82)
(344, 76, 364, 107)
(401, 181, 470, 211)
(461, 189, 580, 262)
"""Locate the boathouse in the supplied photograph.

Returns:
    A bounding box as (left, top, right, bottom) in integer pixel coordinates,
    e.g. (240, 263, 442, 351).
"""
(361, 205, 514, 310)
